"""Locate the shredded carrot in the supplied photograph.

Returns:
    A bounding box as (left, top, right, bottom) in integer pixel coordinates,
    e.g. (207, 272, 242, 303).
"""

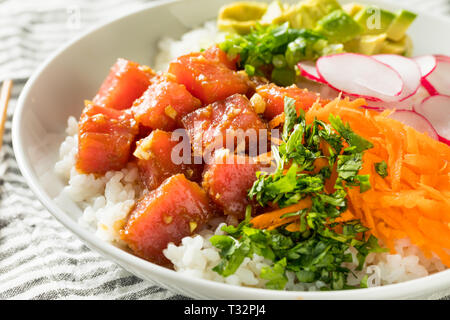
(285, 221, 301, 232)
(269, 113, 285, 129)
(305, 97, 450, 267)
(250, 198, 312, 231)
(311, 157, 329, 174)
(334, 209, 356, 223)
(249, 96, 450, 267)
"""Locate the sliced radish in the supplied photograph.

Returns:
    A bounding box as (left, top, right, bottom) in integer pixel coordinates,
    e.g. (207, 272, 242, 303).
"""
(388, 110, 439, 140)
(296, 77, 340, 100)
(414, 95, 450, 143)
(365, 100, 413, 111)
(373, 54, 421, 102)
(423, 57, 450, 96)
(365, 85, 430, 111)
(297, 61, 325, 83)
(316, 53, 404, 101)
(360, 105, 385, 112)
(413, 55, 437, 78)
(421, 78, 439, 96)
(439, 136, 450, 145)
(434, 54, 450, 63)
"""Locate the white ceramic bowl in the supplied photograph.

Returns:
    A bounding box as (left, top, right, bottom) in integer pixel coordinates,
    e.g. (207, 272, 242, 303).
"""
(12, 0, 450, 299)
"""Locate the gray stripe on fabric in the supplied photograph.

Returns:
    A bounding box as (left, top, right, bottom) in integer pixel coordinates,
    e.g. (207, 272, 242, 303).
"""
(27, 276, 144, 299)
(114, 286, 167, 300)
(0, 268, 144, 298)
(0, 276, 49, 299)
(0, 253, 107, 275)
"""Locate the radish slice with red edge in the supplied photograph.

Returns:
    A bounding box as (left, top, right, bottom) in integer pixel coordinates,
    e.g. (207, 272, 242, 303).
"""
(316, 53, 404, 101)
(421, 78, 439, 96)
(434, 54, 450, 63)
(439, 136, 450, 145)
(297, 61, 325, 83)
(373, 54, 421, 102)
(360, 105, 385, 112)
(364, 85, 430, 111)
(296, 78, 340, 100)
(413, 55, 437, 78)
(422, 57, 450, 96)
(388, 110, 439, 140)
(414, 95, 450, 144)
(364, 100, 413, 111)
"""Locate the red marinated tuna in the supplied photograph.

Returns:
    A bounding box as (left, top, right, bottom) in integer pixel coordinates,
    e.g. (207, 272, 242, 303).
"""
(256, 84, 329, 120)
(182, 94, 268, 157)
(121, 174, 212, 265)
(203, 45, 239, 70)
(93, 58, 154, 110)
(76, 102, 138, 174)
(202, 150, 268, 219)
(134, 129, 203, 190)
(132, 74, 201, 131)
(168, 53, 249, 105)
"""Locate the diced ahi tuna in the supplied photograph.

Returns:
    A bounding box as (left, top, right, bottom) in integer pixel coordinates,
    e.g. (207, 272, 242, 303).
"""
(168, 53, 249, 105)
(203, 45, 239, 70)
(131, 74, 201, 131)
(202, 150, 268, 219)
(182, 94, 268, 157)
(256, 84, 329, 120)
(76, 102, 138, 174)
(93, 58, 154, 110)
(121, 174, 212, 265)
(134, 129, 202, 190)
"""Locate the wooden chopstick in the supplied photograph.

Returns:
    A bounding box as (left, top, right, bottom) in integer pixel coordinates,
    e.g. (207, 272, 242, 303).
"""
(0, 80, 13, 151)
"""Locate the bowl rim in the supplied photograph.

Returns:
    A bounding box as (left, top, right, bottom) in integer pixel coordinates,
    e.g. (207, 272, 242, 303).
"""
(11, 0, 450, 299)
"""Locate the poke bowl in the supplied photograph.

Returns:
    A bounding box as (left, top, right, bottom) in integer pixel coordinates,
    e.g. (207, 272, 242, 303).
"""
(12, 0, 450, 299)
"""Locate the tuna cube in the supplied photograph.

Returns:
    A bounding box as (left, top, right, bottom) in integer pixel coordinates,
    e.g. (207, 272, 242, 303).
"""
(256, 83, 329, 120)
(203, 45, 239, 70)
(93, 58, 154, 110)
(168, 52, 249, 105)
(202, 150, 270, 219)
(121, 174, 213, 265)
(182, 94, 268, 158)
(134, 129, 202, 190)
(131, 74, 202, 131)
(76, 102, 138, 174)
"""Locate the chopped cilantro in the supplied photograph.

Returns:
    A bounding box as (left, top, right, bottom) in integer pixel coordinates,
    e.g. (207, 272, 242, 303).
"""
(210, 235, 251, 277)
(360, 275, 369, 288)
(260, 258, 288, 290)
(374, 160, 388, 178)
(328, 114, 373, 153)
(210, 98, 385, 290)
(282, 96, 298, 142)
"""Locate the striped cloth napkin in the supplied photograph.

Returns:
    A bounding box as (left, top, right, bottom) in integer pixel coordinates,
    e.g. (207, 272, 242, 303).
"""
(0, 0, 188, 300)
(0, 0, 449, 300)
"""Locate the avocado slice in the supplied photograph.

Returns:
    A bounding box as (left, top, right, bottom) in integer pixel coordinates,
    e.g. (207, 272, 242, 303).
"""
(285, 0, 342, 29)
(381, 35, 413, 56)
(315, 9, 363, 43)
(343, 2, 364, 17)
(386, 9, 417, 41)
(358, 33, 388, 55)
(343, 33, 388, 55)
(217, 2, 268, 34)
(260, 0, 285, 25)
(354, 5, 396, 35)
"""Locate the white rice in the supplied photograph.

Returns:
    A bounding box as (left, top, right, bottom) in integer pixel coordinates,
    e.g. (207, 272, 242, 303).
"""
(55, 117, 143, 245)
(54, 22, 446, 290)
(154, 21, 225, 72)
